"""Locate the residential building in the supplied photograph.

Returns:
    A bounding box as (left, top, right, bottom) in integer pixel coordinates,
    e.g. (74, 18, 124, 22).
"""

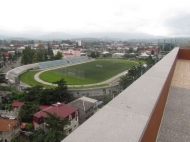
(33, 103, 79, 134)
(68, 96, 98, 124)
(0, 119, 20, 141)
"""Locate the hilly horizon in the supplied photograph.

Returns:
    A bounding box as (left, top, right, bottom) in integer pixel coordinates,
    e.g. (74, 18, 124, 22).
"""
(0, 30, 165, 41)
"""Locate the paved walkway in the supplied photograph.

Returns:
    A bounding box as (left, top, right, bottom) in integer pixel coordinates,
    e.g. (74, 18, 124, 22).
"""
(34, 60, 138, 87)
(171, 59, 190, 89)
(157, 59, 190, 142)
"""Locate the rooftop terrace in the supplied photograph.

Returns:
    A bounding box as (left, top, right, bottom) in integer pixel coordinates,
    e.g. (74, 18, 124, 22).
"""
(157, 59, 190, 142)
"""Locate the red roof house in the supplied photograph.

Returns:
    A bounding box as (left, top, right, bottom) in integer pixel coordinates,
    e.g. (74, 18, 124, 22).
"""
(12, 102, 24, 108)
(33, 103, 79, 133)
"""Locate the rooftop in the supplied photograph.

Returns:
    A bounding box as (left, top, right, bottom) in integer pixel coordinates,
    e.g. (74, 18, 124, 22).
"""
(78, 96, 97, 104)
(12, 102, 50, 110)
(68, 100, 94, 111)
(34, 103, 78, 118)
(0, 119, 18, 132)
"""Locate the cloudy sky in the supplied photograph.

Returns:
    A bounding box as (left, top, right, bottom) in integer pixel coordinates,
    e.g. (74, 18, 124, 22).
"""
(0, 0, 190, 37)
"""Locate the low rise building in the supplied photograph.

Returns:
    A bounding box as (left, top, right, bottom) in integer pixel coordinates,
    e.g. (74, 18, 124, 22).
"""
(0, 119, 20, 141)
(68, 96, 98, 124)
(33, 103, 79, 134)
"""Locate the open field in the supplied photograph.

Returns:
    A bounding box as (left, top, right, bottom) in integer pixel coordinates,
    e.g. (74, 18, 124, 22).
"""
(39, 59, 137, 85)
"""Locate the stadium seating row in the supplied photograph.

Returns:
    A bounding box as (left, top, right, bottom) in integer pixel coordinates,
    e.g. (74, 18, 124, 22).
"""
(67, 56, 88, 63)
(6, 63, 39, 81)
(6, 56, 89, 83)
(38, 59, 68, 69)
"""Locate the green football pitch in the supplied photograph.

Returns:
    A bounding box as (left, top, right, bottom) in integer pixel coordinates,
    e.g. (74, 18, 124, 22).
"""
(39, 59, 137, 85)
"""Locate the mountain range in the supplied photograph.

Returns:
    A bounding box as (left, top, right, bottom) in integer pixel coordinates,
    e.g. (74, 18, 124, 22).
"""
(0, 29, 164, 41)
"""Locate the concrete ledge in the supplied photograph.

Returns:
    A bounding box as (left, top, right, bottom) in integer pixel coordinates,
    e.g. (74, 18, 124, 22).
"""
(62, 48, 179, 142)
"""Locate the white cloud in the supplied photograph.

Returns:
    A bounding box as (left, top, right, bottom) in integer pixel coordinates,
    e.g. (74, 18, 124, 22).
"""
(0, 0, 190, 36)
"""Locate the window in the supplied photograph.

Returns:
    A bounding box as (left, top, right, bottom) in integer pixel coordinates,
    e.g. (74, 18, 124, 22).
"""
(75, 111, 78, 121)
(69, 115, 72, 121)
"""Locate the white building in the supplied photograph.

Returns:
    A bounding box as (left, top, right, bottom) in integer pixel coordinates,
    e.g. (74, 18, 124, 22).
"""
(112, 53, 125, 58)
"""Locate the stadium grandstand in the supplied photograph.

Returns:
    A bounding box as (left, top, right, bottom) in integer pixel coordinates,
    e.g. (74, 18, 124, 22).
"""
(67, 56, 88, 63)
(38, 59, 68, 69)
(6, 56, 90, 90)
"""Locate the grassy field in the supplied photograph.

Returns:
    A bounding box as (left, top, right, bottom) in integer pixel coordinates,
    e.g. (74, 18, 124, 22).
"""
(39, 59, 137, 85)
(19, 71, 55, 89)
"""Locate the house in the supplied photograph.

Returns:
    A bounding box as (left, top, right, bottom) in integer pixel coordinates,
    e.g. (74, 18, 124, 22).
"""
(0, 119, 20, 141)
(33, 103, 79, 134)
(11, 102, 50, 110)
(68, 96, 98, 124)
(2, 52, 13, 62)
(11, 102, 24, 109)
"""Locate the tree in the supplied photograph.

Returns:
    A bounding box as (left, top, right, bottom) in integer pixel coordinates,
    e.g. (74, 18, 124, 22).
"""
(3, 53, 6, 62)
(23, 85, 43, 102)
(29, 112, 69, 142)
(0, 70, 6, 84)
(55, 51, 63, 60)
(53, 78, 69, 103)
(38, 52, 44, 62)
(29, 129, 45, 142)
(32, 52, 39, 63)
(21, 53, 30, 65)
(47, 43, 54, 58)
(44, 50, 48, 61)
(119, 73, 133, 90)
(119, 62, 146, 90)
(25, 123, 33, 131)
(128, 47, 133, 53)
(8, 53, 12, 63)
(89, 52, 96, 58)
(151, 50, 154, 55)
(18, 102, 40, 122)
(43, 111, 69, 142)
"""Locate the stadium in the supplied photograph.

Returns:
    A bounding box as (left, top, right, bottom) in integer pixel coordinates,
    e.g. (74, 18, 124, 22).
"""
(6, 56, 138, 98)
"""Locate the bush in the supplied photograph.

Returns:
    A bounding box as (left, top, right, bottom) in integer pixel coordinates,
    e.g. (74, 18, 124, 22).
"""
(25, 123, 33, 131)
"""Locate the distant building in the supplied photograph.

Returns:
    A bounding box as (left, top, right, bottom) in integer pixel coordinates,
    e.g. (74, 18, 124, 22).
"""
(63, 49, 81, 58)
(139, 53, 150, 58)
(68, 96, 98, 124)
(112, 53, 125, 58)
(0, 119, 20, 141)
(2, 52, 13, 62)
(77, 40, 82, 47)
